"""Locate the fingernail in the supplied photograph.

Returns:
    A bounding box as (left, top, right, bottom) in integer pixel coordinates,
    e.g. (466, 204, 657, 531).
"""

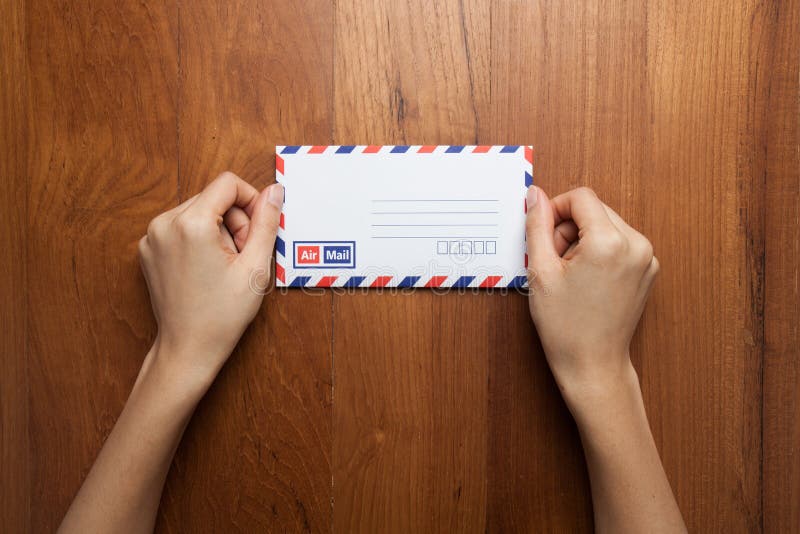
(527, 185, 539, 208)
(267, 183, 284, 208)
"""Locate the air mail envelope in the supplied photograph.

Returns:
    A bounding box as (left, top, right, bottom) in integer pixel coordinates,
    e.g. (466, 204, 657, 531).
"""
(274, 145, 533, 289)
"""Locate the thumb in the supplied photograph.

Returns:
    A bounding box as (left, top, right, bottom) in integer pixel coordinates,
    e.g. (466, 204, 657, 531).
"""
(242, 183, 284, 269)
(526, 185, 558, 270)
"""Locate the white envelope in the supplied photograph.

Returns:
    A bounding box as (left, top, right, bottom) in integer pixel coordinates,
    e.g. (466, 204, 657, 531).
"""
(275, 145, 533, 289)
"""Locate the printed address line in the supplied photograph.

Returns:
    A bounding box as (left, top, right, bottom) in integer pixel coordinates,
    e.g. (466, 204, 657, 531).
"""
(371, 236, 499, 239)
(371, 211, 500, 215)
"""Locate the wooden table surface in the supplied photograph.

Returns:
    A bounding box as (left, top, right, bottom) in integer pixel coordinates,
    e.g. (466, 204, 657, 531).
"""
(2, 1, 798, 532)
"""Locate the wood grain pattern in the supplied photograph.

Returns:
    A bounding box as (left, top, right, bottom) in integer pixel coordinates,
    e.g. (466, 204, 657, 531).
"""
(640, 2, 768, 530)
(763, 0, 800, 531)
(486, 1, 652, 529)
(160, 1, 335, 531)
(332, 2, 491, 530)
(0, 0, 29, 529)
(4, 0, 799, 532)
(23, 2, 179, 531)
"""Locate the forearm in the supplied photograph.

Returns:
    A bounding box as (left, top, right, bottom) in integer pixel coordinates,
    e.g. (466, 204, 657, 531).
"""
(566, 362, 686, 534)
(59, 344, 212, 534)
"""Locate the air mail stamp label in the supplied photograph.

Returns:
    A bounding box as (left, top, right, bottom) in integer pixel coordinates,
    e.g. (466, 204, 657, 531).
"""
(293, 241, 356, 269)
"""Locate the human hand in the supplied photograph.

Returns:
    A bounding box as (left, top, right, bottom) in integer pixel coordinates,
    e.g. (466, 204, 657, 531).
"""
(525, 186, 659, 413)
(138, 172, 283, 385)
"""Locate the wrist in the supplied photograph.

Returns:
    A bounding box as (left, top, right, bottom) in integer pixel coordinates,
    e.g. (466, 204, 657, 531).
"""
(565, 363, 656, 466)
(135, 341, 218, 404)
(557, 358, 643, 428)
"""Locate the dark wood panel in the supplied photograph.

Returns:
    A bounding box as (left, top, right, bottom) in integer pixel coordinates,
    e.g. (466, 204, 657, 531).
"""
(24, 2, 179, 531)
(0, 0, 29, 529)
(763, 0, 800, 531)
(162, 1, 335, 531)
(11, 0, 800, 531)
(489, 0, 770, 531)
(488, 1, 645, 529)
(486, 294, 592, 532)
(641, 2, 768, 530)
(332, 293, 492, 532)
(332, 1, 491, 531)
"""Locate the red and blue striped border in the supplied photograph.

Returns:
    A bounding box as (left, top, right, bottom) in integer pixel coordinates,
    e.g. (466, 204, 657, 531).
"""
(278, 144, 526, 155)
(275, 145, 533, 289)
(279, 274, 528, 289)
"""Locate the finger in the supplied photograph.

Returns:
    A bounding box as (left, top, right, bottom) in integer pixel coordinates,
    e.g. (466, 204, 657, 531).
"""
(241, 183, 284, 269)
(219, 221, 238, 254)
(642, 256, 660, 288)
(549, 187, 615, 233)
(152, 194, 198, 222)
(525, 186, 559, 269)
(137, 236, 151, 264)
(599, 201, 638, 238)
(223, 206, 251, 252)
(554, 220, 579, 257)
(176, 193, 199, 215)
(599, 202, 655, 269)
(647, 255, 660, 277)
(562, 240, 580, 261)
(190, 171, 260, 217)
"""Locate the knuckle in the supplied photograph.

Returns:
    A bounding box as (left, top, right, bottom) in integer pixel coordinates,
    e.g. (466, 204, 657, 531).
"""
(593, 230, 625, 257)
(651, 256, 661, 275)
(632, 236, 654, 265)
(574, 186, 597, 201)
(609, 234, 626, 256)
(175, 213, 209, 238)
(137, 236, 149, 256)
(216, 171, 238, 187)
(146, 215, 166, 239)
(642, 239, 655, 262)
